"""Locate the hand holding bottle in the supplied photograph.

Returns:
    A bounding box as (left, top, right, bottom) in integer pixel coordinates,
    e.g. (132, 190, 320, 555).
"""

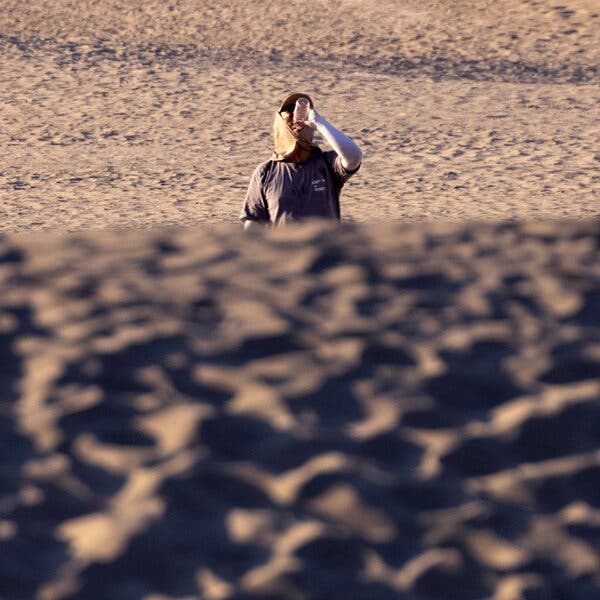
(292, 98, 310, 130)
(293, 105, 321, 133)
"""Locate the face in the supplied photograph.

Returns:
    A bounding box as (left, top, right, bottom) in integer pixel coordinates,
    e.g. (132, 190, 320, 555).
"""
(280, 107, 313, 141)
(280, 109, 298, 130)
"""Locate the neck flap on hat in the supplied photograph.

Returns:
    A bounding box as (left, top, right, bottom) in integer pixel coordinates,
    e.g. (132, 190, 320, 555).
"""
(271, 112, 318, 161)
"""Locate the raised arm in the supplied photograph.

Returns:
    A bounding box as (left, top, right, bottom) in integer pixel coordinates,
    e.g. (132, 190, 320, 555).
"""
(305, 108, 363, 171)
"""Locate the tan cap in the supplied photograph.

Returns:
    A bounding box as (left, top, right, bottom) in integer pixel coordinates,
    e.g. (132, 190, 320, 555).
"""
(277, 92, 314, 112)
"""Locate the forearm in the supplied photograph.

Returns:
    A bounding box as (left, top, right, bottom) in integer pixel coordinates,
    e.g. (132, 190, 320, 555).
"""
(315, 116, 362, 171)
(243, 219, 267, 231)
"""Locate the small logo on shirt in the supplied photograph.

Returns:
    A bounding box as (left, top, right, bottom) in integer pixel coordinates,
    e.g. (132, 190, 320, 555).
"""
(311, 177, 326, 192)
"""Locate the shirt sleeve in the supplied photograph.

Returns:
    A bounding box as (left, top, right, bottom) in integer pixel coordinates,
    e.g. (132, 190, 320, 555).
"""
(240, 162, 270, 223)
(323, 150, 361, 188)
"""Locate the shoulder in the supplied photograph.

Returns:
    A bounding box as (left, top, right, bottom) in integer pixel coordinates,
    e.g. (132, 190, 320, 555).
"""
(319, 150, 344, 172)
(322, 149, 360, 171)
(252, 160, 274, 178)
(319, 150, 361, 185)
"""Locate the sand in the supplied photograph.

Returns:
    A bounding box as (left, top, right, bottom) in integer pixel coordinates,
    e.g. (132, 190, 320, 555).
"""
(1, 221, 600, 599)
(1, 1, 600, 599)
(1, 0, 599, 229)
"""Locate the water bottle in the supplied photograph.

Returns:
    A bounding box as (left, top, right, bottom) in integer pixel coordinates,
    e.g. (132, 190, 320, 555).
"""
(293, 98, 310, 128)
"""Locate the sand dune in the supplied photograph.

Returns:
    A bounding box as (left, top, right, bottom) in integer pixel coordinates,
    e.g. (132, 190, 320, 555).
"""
(1, 220, 599, 599)
(2, 1, 600, 598)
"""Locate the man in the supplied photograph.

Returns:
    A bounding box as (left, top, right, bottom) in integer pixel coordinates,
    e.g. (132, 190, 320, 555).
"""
(240, 93, 362, 229)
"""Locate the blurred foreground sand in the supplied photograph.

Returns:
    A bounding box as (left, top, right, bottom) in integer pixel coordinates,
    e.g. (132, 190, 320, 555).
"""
(1, 220, 600, 598)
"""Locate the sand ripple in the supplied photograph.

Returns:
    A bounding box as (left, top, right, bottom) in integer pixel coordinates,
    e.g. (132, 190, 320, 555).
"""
(0, 220, 599, 598)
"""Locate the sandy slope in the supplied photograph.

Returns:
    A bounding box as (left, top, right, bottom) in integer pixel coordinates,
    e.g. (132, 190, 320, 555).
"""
(1, 0, 599, 230)
(1, 2, 600, 599)
(0, 220, 599, 599)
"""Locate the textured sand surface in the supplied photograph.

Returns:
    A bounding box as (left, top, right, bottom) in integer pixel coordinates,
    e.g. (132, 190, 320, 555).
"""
(1, 220, 600, 599)
(2, 2, 600, 599)
(1, 0, 599, 230)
